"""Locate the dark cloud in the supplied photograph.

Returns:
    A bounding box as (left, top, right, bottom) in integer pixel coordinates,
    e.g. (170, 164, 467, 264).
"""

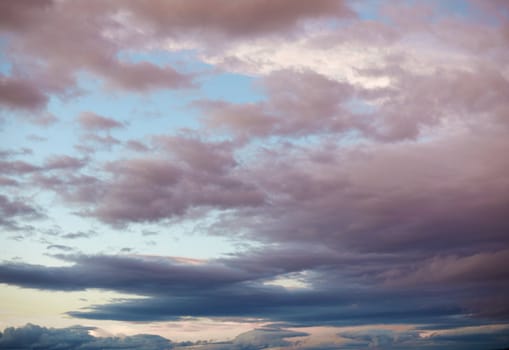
(0, 254, 271, 294)
(1, 323, 507, 350)
(0, 249, 506, 326)
(226, 328, 307, 349)
(0, 323, 173, 350)
(66, 286, 465, 325)
(0, 324, 313, 350)
(336, 326, 509, 350)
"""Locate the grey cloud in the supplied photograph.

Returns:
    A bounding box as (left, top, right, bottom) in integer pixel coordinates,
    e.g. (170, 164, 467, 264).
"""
(0, 194, 43, 230)
(1, 323, 507, 350)
(0, 324, 311, 350)
(338, 325, 509, 350)
(46, 244, 74, 252)
(0, 254, 268, 294)
(228, 328, 307, 349)
(0, 323, 173, 350)
(0, 251, 502, 326)
(61, 230, 96, 240)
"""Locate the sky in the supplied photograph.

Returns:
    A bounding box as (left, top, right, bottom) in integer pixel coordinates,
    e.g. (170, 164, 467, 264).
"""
(1, 0, 509, 349)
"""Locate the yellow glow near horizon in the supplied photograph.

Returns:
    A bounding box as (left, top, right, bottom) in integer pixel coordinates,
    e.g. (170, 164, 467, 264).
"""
(0, 284, 144, 329)
(0, 284, 267, 342)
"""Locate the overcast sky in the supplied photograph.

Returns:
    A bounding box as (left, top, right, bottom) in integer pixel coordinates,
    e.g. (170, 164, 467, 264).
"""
(1, 0, 509, 349)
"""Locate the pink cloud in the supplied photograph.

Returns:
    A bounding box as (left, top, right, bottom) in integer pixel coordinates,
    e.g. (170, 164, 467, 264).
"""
(78, 112, 124, 131)
(0, 75, 48, 110)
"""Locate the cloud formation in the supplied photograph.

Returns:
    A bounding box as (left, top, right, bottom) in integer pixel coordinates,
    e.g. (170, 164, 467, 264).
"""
(1, 1, 509, 349)
(0, 75, 48, 110)
(1, 323, 508, 350)
(78, 112, 124, 131)
(0, 324, 173, 350)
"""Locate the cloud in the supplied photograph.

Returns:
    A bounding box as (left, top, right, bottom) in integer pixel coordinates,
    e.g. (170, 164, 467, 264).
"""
(381, 250, 509, 287)
(229, 328, 308, 349)
(0, 159, 40, 175)
(191, 128, 509, 264)
(78, 112, 124, 131)
(0, 0, 353, 115)
(1, 323, 508, 350)
(47, 244, 74, 252)
(126, 140, 150, 152)
(198, 69, 357, 139)
(0, 0, 195, 117)
(0, 155, 86, 176)
(0, 249, 503, 326)
(61, 230, 97, 240)
(0, 323, 173, 350)
(0, 75, 48, 110)
(0, 324, 313, 350)
(117, 0, 353, 40)
(0, 254, 267, 294)
(198, 64, 509, 142)
(0, 1, 53, 32)
(79, 134, 122, 151)
(44, 155, 87, 171)
(0, 194, 43, 230)
(1, 2, 509, 348)
(57, 135, 265, 225)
